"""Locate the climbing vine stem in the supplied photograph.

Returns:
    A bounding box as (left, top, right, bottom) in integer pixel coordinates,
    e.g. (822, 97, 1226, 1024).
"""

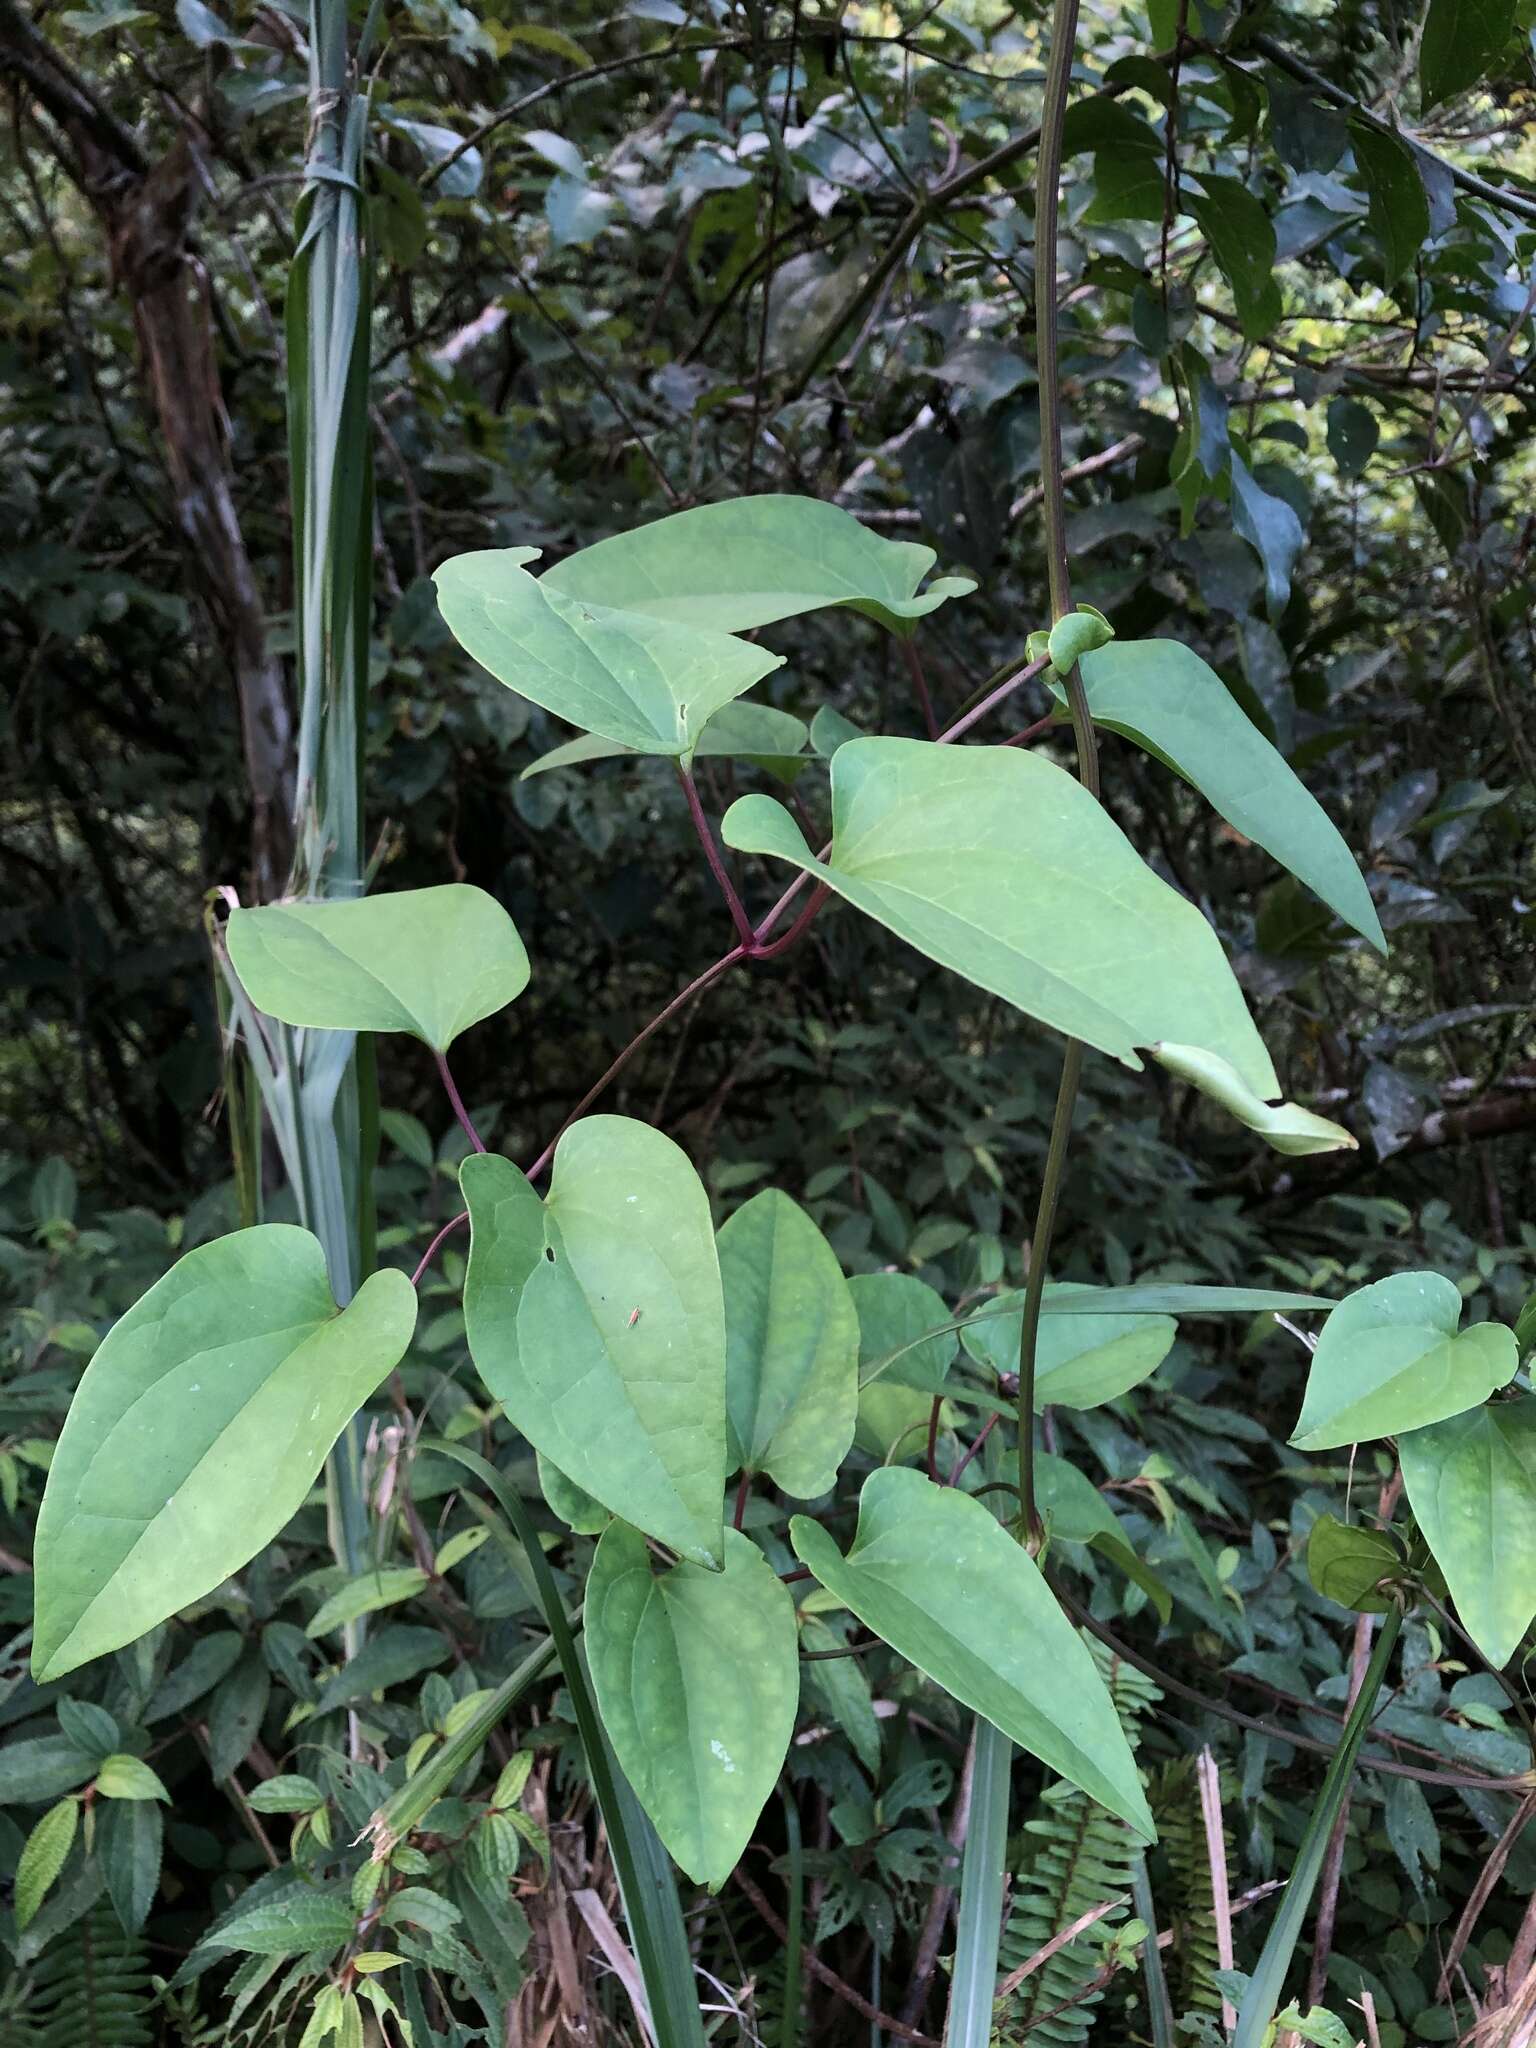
(1016, 0, 1098, 1539)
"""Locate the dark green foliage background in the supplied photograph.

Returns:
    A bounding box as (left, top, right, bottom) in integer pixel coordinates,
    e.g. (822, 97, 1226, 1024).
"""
(1, 0, 1534, 2040)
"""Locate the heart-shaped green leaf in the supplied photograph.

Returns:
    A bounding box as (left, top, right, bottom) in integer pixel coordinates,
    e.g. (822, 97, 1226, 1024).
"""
(1290, 1272, 1516, 1451)
(721, 739, 1298, 1128)
(848, 1271, 955, 1459)
(522, 701, 809, 779)
(433, 545, 784, 757)
(461, 1119, 727, 1568)
(585, 1521, 798, 1887)
(1306, 1512, 1402, 1615)
(32, 1226, 417, 1682)
(720, 1189, 858, 1498)
(226, 885, 529, 1051)
(1076, 640, 1386, 951)
(961, 1298, 1176, 1409)
(539, 493, 975, 637)
(1401, 1399, 1536, 1666)
(790, 1468, 1154, 1839)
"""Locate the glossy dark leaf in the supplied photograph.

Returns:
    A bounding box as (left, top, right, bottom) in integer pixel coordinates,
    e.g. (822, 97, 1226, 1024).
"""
(1188, 176, 1283, 340)
(1420, 0, 1516, 106)
(1350, 124, 1430, 284)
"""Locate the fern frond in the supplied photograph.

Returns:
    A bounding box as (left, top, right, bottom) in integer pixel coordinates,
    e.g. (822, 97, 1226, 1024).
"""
(24, 1900, 153, 2048)
(1152, 1759, 1226, 2018)
(991, 1640, 1160, 2048)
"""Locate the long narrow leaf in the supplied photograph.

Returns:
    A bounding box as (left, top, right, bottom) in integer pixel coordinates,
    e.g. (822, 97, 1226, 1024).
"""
(779, 1787, 804, 2048)
(1131, 1855, 1175, 2048)
(1232, 1606, 1403, 2048)
(945, 1717, 1012, 2047)
(367, 1631, 559, 1854)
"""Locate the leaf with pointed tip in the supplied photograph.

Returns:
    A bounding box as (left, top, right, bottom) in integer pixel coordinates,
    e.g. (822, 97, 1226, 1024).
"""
(722, 737, 1281, 1103)
(537, 1451, 609, 1534)
(961, 1297, 1176, 1408)
(226, 885, 529, 1050)
(1188, 176, 1283, 340)
(720, 1190, 858, 1498)
(204, 1886, 357, 1957)
(539, 494, 975, 637)
(434, 546, 785, 756)
(1230, 452, 1305, 618)
(1153, 1044, 1356, 1156)
(1076, 641, 1384, 950)
(1290, 1272, 1516, 1451)
(461, 1120, 726, 1568)
(1023, 1455, 1172, 1622)
(95, 1754, 169, 1802)
(586, 1521, 797, 1886)
(521, 701, 809, 779)
(304, 1567, 431, 1639)
(15, 1801, 78, 1931)
(1401, 1399, 1536, 1666)
(790, 1468, 1154, 1838)
(1306, 1512, 1401, 1614)
(99, 1797, 162, 1933)
(32, 1227, 417, 1682)
(1350, 123, 1430, 283)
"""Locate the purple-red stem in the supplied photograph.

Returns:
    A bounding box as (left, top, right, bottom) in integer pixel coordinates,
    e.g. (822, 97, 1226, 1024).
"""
(524, 946, 746, 1182)
(948, 1412, 999, 1489)
(678, 763, 756, 949)
(435, 1050, 486, 1154)
(521, 648, 1052, 1172)
(411, 1208, 469, 1288)
(752, 880, 831, 960)
(733, 1469, 752, 1530)
(925, 1396, 943, 1483)
(1005, 710, 1057, 749)
(940, 654, 1050, 744)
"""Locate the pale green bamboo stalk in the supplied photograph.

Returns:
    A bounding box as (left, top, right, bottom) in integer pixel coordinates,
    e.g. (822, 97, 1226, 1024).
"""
(270, 0, 377, 1587)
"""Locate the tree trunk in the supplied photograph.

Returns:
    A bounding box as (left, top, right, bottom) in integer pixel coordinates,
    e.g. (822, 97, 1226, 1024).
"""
(0, 0, 295, 896)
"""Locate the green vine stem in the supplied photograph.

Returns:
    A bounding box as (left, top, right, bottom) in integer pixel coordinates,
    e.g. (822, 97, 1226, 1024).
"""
(1015, 0, 1099, 1539)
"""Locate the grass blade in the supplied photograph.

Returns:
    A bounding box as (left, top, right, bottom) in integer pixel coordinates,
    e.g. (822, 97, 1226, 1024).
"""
(1232, 1605, 1403, 2047)
(945, 1717, 1011, 2047)
(779, 1786, 804, 2048)
(1131, 1854, 1175, 2048)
